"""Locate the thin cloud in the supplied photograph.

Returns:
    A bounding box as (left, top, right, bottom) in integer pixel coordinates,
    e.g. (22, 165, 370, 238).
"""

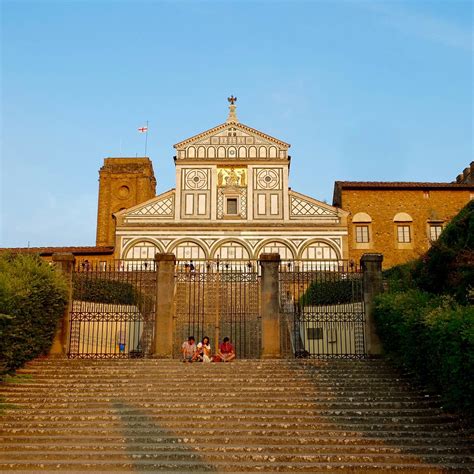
(360, 1, 473, 51)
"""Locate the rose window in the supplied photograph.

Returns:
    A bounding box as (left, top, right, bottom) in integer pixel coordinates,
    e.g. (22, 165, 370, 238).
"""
(256, 169, 279, 189)
(185, 170, 207, 189)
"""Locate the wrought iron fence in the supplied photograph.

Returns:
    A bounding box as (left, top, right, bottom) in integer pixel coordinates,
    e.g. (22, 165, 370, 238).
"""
(68, 260, 156, 359)
(174, 260, 260, 359)
(279, 260, 366, 359)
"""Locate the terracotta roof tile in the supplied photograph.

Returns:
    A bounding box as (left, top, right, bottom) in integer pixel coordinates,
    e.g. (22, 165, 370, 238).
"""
(334, 181, 474, 190)
(0, 246, 115, 256)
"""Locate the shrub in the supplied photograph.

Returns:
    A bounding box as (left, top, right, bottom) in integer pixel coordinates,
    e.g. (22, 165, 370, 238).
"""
(73, 274, 137, 305)
(300, 274, 361, 306)
(375, 291, 474, 414)
(411, 200, 474, 303)
(0, 254, 68, 372)
(382, 260, 418, 292)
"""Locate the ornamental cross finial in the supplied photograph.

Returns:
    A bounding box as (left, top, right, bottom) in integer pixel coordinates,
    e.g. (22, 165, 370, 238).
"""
(227, 95, 237, 105)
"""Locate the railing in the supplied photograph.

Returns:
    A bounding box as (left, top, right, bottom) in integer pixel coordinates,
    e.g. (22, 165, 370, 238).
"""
(68, 260, 156, 359)
(279, 260, 366, 359)
(174, 260, 261, 359)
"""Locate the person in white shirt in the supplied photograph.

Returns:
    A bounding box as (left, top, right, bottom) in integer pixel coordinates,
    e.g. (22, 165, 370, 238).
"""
(181, 336, 196, 362)
(193, 336, 212, 363)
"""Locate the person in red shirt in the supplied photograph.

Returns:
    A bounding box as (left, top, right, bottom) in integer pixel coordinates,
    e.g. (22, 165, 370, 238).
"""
(215, 337, 235, 362)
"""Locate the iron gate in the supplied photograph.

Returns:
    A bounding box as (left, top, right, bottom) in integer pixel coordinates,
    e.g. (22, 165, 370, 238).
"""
(69, 260, 156, 359)
(279, 261, 366, 359)
(174, 261, 260, 358)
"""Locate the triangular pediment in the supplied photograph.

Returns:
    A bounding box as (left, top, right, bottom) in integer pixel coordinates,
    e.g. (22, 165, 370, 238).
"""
(289, 190, 346, 220)
(174, 122, 290, 161)
(117, 189, 175, 220)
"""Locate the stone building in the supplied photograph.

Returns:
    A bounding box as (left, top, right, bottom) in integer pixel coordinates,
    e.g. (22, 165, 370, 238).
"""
(333, 181, 473, 268)
(106, 99, 349, 265)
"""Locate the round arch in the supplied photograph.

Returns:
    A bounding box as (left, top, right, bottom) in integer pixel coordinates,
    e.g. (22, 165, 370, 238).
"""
(197, 146, 206, 158)
(122, 238, 164, 260)
(352, 212, 372, 223)
(298, 239, 341, 260)
(393, 212, 413, 222)
(255, 239, 296, 260)
(187, 146, 196, 158)
(210, 239, 253, 260)
(169, 238, 209, 260)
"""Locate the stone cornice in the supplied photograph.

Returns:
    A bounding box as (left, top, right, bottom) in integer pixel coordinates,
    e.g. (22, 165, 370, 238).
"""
(173, 122, 290, 149)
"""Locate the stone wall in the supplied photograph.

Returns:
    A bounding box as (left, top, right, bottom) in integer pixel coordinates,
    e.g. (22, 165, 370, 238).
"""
(96, 158, 156, 247)
(339, 188, 473, 268)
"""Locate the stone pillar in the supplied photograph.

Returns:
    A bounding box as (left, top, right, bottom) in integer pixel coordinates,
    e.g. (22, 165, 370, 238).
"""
(153, 253, 176, 358)
(360, 253, 383, 356)
(50, 253, 76, 356)
(260, 253, 281, 358)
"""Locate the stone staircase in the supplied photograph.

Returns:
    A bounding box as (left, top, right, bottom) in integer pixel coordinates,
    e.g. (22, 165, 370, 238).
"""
(0, 358, 472, 472)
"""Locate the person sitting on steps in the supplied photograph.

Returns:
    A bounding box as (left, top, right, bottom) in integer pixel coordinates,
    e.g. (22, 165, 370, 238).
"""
(193, 336, 212, 363)
(181, 335, 196, 363)
(214, 337, 236, 362)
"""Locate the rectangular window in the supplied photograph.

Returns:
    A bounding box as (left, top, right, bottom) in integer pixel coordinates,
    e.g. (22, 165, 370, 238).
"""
(307, 327, 323, 340)
(197, 194, 206, 215)
(430, 224, 443, 241)
(226, 198, 238, 215)
(397, 225, 411, 243)
(355, 225, 369, 243)
(270, 194, 279, 215)
(185, 194, 194, 215)
(258, 194, 266, 215)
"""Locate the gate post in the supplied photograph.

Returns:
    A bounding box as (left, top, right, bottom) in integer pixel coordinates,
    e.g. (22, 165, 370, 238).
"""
(360, 253, 383, 356)
(153, 253, 176, 358)
(50, 252, 76, 356)
(260, 253, 281, 358)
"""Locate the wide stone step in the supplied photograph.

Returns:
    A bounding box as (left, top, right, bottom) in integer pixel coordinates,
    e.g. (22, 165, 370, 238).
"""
(14, 374, 412, 383)
(1, 449, 473, 464)
(0, 459, 471, 472)
(1, 434, 470, 447)
(0, 440, 471, 452)
(1, 406, 445, 419)
(0, 384, 428, 393)
(1, 409, 453, 424)
(2, 395, 440, 406)
(1, 424, 464, 436)
(0, 399, 442, 411)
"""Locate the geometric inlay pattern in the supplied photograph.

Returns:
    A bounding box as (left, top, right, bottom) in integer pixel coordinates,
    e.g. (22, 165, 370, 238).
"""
(217, 188, 247, 219)
(184, 169, 209, 190)
(290, 196, 336, 217)
(255, 169, 279, 190)
(129, 196, 174, 216)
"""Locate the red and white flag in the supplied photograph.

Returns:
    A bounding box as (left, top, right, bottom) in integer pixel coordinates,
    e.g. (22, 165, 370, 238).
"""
(138, 126, 148, 133)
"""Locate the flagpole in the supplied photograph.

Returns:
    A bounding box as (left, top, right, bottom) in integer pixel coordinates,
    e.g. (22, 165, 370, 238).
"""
(144, 120, 148, 157)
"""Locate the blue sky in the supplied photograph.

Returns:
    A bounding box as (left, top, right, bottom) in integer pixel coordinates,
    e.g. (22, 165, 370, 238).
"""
(1, 0, 472, 247)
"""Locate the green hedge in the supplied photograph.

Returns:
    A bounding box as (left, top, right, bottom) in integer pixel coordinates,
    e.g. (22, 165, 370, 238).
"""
(72, 274, 137, 305)
(411, 200, 474, 303)
(300, 276, 361, 306)
(0, 254, 68, 373)
(375, 290, 474, 415)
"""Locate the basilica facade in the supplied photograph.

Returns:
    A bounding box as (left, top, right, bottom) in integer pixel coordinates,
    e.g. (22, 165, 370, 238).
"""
(104, 101, 349, 264)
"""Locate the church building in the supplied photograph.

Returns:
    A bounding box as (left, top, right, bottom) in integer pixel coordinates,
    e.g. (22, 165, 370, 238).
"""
(4, 101, 472, 270)
(99, 98, 349, 265)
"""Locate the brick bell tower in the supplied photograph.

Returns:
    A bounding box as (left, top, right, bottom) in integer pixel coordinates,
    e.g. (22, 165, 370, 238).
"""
(96, 157, 156, 247)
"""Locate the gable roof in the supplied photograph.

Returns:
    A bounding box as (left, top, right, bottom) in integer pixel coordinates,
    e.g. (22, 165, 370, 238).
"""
(116, 189, 175, 220)
(332, 181, 474, 207)
(289, 189, 347, 220)
(173, 122, 290, 149)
